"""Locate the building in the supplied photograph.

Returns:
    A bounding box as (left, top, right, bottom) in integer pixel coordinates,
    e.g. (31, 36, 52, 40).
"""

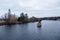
(6, 9, 17, 24)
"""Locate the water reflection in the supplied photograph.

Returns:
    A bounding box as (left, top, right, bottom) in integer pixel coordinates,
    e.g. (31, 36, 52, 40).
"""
(0, 21, 60, 40)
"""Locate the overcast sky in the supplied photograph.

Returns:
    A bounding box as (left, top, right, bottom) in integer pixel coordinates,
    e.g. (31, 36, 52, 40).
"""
(0, 0, 60, 18)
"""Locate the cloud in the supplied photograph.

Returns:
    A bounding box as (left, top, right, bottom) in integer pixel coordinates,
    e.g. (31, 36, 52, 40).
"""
(0, 0, 60, 17)
(0, 0, 60, 10)
(18, 0, 60, 10)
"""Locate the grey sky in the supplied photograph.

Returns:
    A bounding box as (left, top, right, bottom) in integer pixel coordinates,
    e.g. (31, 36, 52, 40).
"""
(0, 0, 60, 18)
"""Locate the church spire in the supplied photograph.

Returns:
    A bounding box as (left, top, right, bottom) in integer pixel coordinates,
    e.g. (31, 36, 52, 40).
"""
(8, 9, 11, 16)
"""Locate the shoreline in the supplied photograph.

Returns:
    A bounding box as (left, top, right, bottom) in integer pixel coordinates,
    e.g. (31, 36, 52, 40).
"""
(0, 21, 36, 25)
(0, 19, 59, 26)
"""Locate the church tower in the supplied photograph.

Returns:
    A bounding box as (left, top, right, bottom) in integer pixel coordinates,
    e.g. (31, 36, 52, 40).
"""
(8, 9, 11, 19)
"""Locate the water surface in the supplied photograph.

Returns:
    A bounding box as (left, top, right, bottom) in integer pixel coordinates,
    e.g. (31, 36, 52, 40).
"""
(0, 20, 60, 40)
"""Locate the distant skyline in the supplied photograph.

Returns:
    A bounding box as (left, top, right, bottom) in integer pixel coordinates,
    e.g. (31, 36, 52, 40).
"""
(0, 0, 60, 18)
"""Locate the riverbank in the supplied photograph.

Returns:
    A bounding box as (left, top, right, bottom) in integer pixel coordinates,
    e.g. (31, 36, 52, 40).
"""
(0, 21, 6, 25)
(0, 17, 60, 25)
(0, 21, 36, 25)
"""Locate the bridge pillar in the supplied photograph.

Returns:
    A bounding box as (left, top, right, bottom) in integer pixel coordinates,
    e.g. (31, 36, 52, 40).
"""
(37, 21, 41, 28)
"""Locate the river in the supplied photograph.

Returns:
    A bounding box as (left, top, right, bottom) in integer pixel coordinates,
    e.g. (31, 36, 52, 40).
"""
(0, 20, 60, 40)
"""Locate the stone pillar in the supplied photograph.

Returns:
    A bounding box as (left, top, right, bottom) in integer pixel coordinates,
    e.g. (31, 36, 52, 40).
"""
(37, 21, 41, 27)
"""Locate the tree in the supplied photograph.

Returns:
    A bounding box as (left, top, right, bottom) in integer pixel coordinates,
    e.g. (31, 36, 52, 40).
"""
(18, 13, 28, 23)
(20, 12, 24, 17)
(24, 13, 28, 22)
(25, 13, 28, 19)
(18, 12, 25, 22)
